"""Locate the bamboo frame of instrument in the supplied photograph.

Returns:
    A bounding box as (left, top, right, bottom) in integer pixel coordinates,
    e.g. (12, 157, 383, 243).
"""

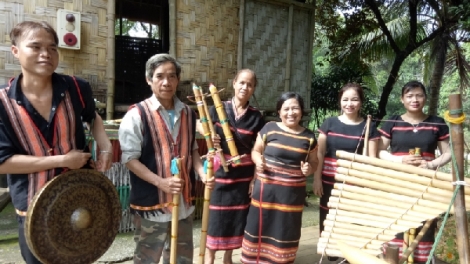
(170, 158, 181, 264)
(336, 151, 470, 185)
(198, 157, 213, 264)
(208, 84, 241, 165)
(336, 160, 470, 195)
(202, 93, 229, 172)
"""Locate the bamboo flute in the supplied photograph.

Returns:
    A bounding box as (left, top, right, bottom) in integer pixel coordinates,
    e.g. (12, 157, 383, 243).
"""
(202, 92, 229, 172)
(170, 158, 182, 264)
(198, 156, 213, 264)
(362, 115, 371, 156)
(193, 84, 216, 155)
(448, 94, 470, 263)
(208, 84, 241, 165)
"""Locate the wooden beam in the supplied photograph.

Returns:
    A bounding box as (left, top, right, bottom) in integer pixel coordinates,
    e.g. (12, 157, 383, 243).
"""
(106, 0, 116, 120)
(449, 94, 470, 264)
(305, 0, 315, 109)
(169, 0, 176, 57)
(284, 4, 294, 92)
(237, 0, 245, 71)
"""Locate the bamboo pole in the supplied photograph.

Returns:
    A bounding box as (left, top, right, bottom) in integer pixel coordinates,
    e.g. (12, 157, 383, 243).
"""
(322, 221, 396, 241)
(202, 95, 228, 172)
(322, 220, 399, 237)
(305, 0, 315, 110)
(398, 220, 434, 264)
(448, 94, 470, 264)
(105, 0, 115, 120)
(363, 115, 371, 156)
(237, 0, 245, 71)
(169, 0, 176, 57)
(198, 157, 213, 264)
(170, 158, 181, 264)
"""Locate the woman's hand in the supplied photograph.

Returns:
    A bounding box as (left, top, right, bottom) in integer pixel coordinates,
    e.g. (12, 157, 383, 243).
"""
(313, 175, 323, 197)
(401, 155, 423, 166)
(255, 156, 266, 174)
(300, 161, 313, 176)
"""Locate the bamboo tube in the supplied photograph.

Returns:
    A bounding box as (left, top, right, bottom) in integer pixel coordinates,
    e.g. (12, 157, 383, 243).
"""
(320, 233, 385, 247)
(334, 173, 470, 205)
(363, 115, 371, 156)
(449, 94, 470, 264)
(403, 230, 409, 261)
(170, 158, 181, 264)
(336, 151, 470, 184)
(336, 241, 389, 264)
(328, 197, 436, 220)
(333, 184, 452, 213)
(317, 244, 380, 257)
(325, 200, 425, 223)
(208, 84, 241, 165)
(398, 220, 434, 264)
(325, 214, 419, 233)
(323, 224, 396, 242)
(304, 137, 315, 162)
(198, 157, 213, 264)
(336, 160, 470, 195)
(193, 84, 215, 155)
(329, 209, 424, 229)
(105, 0, 116, 120)
(202, 94, 228, 172)
(330, 189, 447, 216)
(323, 220, 398, 237)
(407, 228, 415, 263)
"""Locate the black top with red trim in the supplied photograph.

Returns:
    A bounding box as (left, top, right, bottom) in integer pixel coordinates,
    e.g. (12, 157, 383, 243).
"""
(378, 115, 449, 160)
(0, 73, 96, 212)
(318, 117, 381, 182)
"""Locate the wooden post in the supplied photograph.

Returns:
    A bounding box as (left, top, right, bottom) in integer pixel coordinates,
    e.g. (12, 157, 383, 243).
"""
(169, 0, 176, 57)
(237, 0, 245, 71)
(105, 0, 116, 120)
(448, 94, 470, 264)
(284, 4, 294, 92)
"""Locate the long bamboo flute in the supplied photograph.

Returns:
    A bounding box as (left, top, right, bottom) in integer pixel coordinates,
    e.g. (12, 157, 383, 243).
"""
(209, 84, 241, 165)
(202, 91, 229, 172)
(170, 158, 182, 264)
(198, 156, 213, 264)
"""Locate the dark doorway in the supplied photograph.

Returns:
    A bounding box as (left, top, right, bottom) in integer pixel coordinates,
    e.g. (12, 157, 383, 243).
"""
(114, 0, 169, 108)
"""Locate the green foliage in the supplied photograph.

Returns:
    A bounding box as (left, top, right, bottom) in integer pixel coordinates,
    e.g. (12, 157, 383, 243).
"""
(115, 18, 159, 39)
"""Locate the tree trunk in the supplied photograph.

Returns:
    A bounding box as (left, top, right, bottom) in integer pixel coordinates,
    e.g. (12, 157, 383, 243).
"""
(427, 33, 449, 115)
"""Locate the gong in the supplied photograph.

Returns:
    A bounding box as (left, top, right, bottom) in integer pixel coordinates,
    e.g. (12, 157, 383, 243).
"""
(25, 169, 122, 264)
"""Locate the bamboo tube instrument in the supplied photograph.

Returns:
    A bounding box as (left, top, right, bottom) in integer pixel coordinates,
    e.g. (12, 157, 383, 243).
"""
(202, 89, 229, 172)
(317, 150, 470, 259)
(170, 158, 182, 264)
(208, 83, 241, 166)
(198, 156, 214, 264)
(363, 115, 371, 156)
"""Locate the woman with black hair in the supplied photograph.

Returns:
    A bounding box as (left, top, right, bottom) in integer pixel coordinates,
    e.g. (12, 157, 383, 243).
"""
(241, 92, 318, 263)
(313, 83, 381, 261)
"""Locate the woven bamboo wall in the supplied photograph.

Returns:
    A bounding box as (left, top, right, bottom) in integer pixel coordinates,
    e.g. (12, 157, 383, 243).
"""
(242, 0, 313, 110)
(176, 0, 239, 102)
(0, 0, 108, 102)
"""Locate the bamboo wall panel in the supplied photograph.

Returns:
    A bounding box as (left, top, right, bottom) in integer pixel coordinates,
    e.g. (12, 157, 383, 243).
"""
(176, 0, 239, 102)
(0, 0, 108, 102)
(242, 0, 313, 110)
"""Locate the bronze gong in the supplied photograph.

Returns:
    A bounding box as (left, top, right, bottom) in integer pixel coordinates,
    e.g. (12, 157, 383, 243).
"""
(25, 169, 121, 264)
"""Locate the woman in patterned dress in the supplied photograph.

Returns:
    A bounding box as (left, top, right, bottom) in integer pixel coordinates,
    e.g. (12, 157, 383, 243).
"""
(241, 92, 318, 264)
(200, 69, 265, 264)
(378, 80, 451, 263)
(313, 83, 381, 261)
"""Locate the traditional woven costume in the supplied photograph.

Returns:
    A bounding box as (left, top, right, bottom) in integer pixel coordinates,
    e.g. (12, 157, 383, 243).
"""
(318, 117, 381, 234)
(241, 121, 317, 264)
(379, 115, 449, 263)
(206, 100, 264, 251)
(0, 73, 95, 264)
(119, 95, 198, 263)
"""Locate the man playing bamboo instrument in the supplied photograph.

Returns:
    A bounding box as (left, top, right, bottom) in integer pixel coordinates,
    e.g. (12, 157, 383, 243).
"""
(0, 21, 113, 264)
(118, 53, 215, 264)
